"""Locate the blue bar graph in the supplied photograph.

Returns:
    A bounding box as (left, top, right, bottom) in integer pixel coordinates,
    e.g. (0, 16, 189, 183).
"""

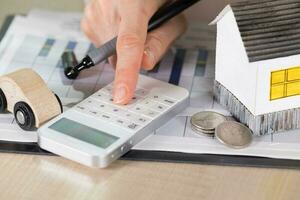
(169, 49, 186, 85)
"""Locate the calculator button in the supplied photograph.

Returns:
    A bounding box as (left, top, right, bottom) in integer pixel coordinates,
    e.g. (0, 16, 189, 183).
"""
(126, 97, 139, 106)
(113, 118, 135, 130)
(80, 99, 98, 107)
(161, 98, 177, 106)
(110, 107, 122, 114)
(148, 94, 166, 104)
(113, 117, 128, 126)
(149, 103, 169, 113)
(118, 111, 135, 119)
(74, 105, 89, 113)
(138, 99, 156, 107)
(149, 94, 161, 101)
(136, 116, 150, 124)
(145, 110, 159, 118)
(117, 110, 135, 121)
(98, 113, 112, 122)
(92, 93, 111, 102)
(127, 123, 140, 130)
(131, 105, 147, 113)
(87, 110, 99, 116)
(121, 96, 140, 107)
(102, 95, 114, 103)
(106, 105, 127, 116)
(149, 94, 177, 106)
(143, 109, 160, 118)
(101, 85, 113, 95)
(97, 103, 111, 112)
(135, 88, 148, 97)
(129, 114, 150, 125)
(98, 102, 107, 109)
(85, 99, 93, 104)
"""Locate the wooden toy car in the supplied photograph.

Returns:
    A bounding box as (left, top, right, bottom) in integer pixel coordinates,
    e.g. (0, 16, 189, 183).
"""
(0, 69, 62, 131)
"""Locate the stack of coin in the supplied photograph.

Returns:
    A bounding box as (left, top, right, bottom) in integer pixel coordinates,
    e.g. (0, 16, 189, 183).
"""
(190, 111, 253, 149)
(190, 111, 227, 137)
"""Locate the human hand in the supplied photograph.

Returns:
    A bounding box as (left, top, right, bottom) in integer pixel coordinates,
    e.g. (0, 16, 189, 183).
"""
(82, 0, 187, 104)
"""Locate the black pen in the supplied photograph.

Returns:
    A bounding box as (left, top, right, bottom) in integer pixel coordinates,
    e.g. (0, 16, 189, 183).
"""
(65, 0, 201, 79)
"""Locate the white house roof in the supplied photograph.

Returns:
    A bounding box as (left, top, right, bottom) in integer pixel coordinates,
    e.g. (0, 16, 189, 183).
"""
(230, 0, 300, 62)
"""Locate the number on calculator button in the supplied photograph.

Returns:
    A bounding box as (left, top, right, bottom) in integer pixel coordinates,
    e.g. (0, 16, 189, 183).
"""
(101, 85, 113, 94)
(75, 105, 88, 113)
(143, 109, 159, 118)
(150, 103, 168, 113)
(98, 113, 112, 122)
(135, 88, 148, 97)
(162, 98, 176, 106)
(137, 117, 150, 124)
(127, 123, 140, 130)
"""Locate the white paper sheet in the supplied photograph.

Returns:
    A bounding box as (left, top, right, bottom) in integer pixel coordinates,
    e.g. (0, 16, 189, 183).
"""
(0, 10, 300, 160)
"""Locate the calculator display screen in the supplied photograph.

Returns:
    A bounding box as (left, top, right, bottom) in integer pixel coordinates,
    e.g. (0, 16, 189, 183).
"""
(49, 118, 119, 149)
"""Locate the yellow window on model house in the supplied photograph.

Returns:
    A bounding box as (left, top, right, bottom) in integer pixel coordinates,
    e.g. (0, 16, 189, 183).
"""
(270, 67, 300, 100)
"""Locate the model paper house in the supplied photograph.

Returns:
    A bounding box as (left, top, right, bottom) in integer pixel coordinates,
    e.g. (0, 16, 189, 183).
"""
(212, 0, 300, 135)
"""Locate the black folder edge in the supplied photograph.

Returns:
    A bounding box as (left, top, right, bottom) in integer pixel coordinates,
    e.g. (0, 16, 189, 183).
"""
(0, 15, 299, 170)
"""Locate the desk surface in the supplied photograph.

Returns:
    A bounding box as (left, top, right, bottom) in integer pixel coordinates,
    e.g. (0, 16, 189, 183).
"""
(1, 1, 300, 200)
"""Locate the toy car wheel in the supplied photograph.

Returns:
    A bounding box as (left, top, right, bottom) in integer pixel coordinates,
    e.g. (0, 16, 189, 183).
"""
(14, 102, 36, 131)
(0, 89, 7, 113)
(54, 93, 63, 113)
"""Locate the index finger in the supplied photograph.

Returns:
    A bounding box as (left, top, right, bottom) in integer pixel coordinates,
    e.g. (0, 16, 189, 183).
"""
(113, 1, 165, 105)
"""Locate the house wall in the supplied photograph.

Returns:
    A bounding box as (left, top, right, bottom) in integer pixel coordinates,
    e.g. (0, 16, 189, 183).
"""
(215, 9, 258, 114)
(254, 55, 300, 115)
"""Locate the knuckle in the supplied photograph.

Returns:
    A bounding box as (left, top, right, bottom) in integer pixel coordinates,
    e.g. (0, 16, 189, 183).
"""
(117, 33, 144, 50)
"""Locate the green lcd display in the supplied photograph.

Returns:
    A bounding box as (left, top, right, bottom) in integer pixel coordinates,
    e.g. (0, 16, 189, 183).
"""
(49, 118, 119, 149)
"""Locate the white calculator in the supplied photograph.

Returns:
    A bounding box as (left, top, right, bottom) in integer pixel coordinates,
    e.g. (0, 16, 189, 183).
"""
(38, 75, 189, 168)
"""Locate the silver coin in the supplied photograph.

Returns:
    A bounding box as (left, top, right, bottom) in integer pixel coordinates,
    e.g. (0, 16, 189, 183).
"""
(215, 121, 252, 149)
(191, 124, 215, 134)
(191, 125, 215, 137)
(191, 111, 226, 131)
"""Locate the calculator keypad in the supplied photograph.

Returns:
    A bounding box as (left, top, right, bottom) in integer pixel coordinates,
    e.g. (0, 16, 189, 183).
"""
(74, 85, 178, 132)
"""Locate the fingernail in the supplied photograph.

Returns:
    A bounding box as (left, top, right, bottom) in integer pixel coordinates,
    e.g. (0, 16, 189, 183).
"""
(113, 84, 128, 104)
(144, 48, 155, 66)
